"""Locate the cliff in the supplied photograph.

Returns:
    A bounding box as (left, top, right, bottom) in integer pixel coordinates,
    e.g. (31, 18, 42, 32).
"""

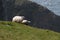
(0, 0, 60, 32)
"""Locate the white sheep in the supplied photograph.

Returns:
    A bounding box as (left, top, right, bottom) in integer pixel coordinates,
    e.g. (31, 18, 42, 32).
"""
(12, 16, 25, 23)
(21, 20, 31, 24)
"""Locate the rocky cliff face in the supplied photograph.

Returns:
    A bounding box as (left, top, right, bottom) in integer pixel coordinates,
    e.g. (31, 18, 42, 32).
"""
(0, 0, 60, 32)
(1, 0, 15, 21)
(0, 0, 3, 20)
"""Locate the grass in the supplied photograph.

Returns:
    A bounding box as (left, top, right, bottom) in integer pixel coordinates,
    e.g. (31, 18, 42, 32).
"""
(0, 21, 60, 40)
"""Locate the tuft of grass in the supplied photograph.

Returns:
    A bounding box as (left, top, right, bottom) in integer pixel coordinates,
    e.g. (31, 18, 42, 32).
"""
(0, 21, 60, 40)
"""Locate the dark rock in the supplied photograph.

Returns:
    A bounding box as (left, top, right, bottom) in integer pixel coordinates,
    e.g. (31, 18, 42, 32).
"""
(0, 0, 3, 20)
(2, 0, 15, 21)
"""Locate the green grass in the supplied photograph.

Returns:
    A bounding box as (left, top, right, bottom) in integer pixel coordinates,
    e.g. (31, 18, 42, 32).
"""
(0, 21, 60, 40)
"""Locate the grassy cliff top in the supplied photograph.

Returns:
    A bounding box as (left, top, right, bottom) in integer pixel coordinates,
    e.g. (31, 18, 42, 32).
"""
(0, 21, 60, 40)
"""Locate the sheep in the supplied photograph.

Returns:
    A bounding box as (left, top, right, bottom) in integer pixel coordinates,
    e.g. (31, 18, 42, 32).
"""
(12, 16, 25, 23)
(21, 20, 31, 23)
(12, 16, 31, 25)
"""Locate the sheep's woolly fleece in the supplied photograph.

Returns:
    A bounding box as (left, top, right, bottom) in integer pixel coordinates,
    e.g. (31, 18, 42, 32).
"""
(12, 16, 25, 23)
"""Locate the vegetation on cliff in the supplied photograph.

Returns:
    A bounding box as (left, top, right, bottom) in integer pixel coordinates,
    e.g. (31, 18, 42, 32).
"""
(0, 21, 60, 40)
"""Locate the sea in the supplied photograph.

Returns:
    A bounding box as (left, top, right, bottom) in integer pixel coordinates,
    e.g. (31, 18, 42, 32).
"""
(30, 0, 60, 16)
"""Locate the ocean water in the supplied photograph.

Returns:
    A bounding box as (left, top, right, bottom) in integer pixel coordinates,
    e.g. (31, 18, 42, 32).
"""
(30, 0, 60, 16)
